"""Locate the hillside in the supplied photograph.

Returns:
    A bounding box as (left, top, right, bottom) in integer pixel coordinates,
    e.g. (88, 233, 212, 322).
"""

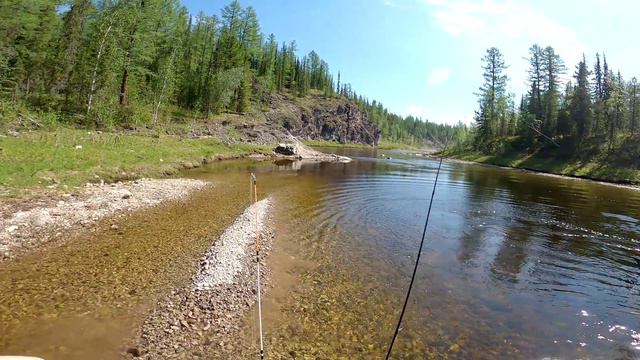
(175, 93, 381, 146)
(0, 92, 385, 195)
(0, 0, 457, 150)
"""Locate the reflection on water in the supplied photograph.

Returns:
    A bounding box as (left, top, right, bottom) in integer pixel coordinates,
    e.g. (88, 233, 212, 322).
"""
(214, 149, 640, 359)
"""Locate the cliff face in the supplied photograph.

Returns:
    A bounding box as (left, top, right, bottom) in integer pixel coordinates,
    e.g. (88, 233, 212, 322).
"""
(264, 94, 381, 146)
(193, 94, 381, 146)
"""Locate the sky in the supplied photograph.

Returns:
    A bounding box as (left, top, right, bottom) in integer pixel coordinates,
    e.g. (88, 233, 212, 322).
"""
(182, 0, 640, 125)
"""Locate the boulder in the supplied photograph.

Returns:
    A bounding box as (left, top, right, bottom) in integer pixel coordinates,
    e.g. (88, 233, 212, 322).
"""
(274, 143, 297, 156)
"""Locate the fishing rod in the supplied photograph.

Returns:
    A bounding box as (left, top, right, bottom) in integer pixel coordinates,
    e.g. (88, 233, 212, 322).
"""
(251, 173, 265, 360)
(527, 123, 561, 148)
(385, 139, 448, 359)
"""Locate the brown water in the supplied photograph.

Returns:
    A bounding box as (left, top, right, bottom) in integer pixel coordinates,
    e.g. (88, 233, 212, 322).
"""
(2, 150, 640, 359)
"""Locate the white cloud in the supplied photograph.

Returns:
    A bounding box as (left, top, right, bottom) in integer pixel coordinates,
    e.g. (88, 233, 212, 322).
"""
(423, 0, 587, 91)
(406, 104, 429, 119)
(426, 0, 584, 55)
(382, 0, 400, 7)
(404, 105, 471, 125)
(427, 67, 450, 86)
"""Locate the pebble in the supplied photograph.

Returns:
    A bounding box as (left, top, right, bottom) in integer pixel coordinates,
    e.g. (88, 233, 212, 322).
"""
(1, 179, 208, 260)
(128, 200, 275, 358)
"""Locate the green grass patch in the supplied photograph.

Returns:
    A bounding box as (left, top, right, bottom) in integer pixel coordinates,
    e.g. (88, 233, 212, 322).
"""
(447, 135, 640, 184)
(0, 128, 267, 196)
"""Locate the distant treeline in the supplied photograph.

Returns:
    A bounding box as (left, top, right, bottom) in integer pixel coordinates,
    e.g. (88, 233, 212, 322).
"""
(470, 45, 639, 153)
(0, 0, 461, 146)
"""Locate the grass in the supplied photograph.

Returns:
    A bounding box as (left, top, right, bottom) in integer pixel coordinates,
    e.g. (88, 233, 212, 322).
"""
(447, 135, 640, 184)
(0, 96, 422, 198)
(0, 128, 268, 197)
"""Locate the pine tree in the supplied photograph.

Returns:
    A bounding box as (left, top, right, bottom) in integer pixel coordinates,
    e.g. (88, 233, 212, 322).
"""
(526, 44, 545, 120)
(542, 46, 565, 137)
(606, 71, 626, 148)
(629, 77, 639, 135)
(52, 0, 93, 99)
(571, 55, 592, 140)
(474, 47, 508, 146)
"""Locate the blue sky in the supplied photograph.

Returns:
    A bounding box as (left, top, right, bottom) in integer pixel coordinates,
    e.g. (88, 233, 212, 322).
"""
(183, 0, 640, 125)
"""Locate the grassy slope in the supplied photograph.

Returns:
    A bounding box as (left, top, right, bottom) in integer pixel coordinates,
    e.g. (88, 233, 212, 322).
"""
(448, 135, 640, 184)
(0, 128, 267, 197)
(0, 93, 421, 197)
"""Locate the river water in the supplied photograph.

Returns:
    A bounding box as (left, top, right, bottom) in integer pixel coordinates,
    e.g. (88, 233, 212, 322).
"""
(2, 148, 640, 359)
(205, 148, 640, 359)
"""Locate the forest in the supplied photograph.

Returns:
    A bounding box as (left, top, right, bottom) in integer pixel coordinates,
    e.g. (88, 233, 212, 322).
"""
(0, 0, 458, 146)
(467, 45, 640, 161)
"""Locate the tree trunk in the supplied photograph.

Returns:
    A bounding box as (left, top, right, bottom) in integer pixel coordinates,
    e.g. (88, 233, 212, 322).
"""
(87, 23, 113, 115)
(119, 67, 129, 105)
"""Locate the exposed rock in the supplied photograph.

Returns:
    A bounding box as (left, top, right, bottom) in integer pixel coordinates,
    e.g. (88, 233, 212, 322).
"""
(292, 102, 380, 145)
(126, 347, 142, 357)
(273, 136, 351, 163)
(274, 143, 296, 156)
(186, 94, 380, 147)
(121, 190, 133, 199)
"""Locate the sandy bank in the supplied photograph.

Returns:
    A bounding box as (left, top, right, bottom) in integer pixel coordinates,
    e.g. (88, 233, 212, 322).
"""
(0, 178, 209, 260)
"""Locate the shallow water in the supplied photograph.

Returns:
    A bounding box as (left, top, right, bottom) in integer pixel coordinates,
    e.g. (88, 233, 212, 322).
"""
(2, 149, 640, 359)
(201, 149, 640, 359)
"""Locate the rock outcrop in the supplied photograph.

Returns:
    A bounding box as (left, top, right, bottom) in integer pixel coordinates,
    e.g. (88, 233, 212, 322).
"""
(186, 94, 381, 147)
(272, 100, 381, 145)
(273, 137, 351, 162)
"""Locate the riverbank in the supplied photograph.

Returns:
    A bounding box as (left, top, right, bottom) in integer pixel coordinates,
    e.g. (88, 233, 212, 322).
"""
(0, 178, 209, 260)
(0, 128, 269, 199)
(447, 143, 640, 186)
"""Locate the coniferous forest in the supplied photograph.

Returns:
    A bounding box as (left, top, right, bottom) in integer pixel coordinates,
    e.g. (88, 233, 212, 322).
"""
(0, 0, 458, 146)
(466, 45, 640, 167)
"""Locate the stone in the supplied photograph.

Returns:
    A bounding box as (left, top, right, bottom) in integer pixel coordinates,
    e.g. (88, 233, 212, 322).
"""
(126, 347, 142, 357)
(274, 143, 297, 156)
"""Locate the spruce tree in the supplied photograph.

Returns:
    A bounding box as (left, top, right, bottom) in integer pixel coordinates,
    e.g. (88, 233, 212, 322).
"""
(474, 47, 508, 146)
(571, 55, 592, 140)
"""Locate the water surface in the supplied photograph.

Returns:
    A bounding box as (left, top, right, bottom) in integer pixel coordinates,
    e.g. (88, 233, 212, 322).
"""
(2, 149, 639, 359)
(219, 149, 640, 359)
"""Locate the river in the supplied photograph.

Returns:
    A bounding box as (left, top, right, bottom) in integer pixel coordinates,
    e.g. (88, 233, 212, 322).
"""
(2, 148, 640, 359)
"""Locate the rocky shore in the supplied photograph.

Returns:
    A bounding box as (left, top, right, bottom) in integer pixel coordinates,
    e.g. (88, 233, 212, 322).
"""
(127, 198, 273, 359)
(0, 178, 209, 260)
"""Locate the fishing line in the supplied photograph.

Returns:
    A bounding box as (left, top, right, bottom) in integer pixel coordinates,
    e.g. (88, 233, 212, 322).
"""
(385, 140, 448, 359)
(251, 173, 265, 360)
(526, 123, 561, 147)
